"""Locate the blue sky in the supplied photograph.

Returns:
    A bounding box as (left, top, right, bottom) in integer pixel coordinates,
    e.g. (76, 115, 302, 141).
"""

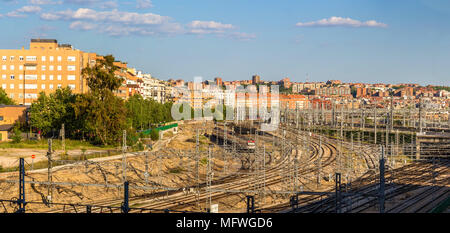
(1, 0, 450, 85)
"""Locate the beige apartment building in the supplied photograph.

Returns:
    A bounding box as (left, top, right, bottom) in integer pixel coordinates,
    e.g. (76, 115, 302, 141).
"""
(0, 39, 96, 105)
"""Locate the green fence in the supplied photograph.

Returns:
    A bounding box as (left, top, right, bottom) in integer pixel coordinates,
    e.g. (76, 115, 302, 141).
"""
(141, 123, 178, 136)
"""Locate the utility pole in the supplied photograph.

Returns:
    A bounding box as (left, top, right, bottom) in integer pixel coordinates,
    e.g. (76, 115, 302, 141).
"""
(144, 152, 149, 185)
(61, 123, 65, 153)
(379, 146, 385, 213)
(386, 114, 389, 150)
(317, 136, 322, 188)
(122, 130, 127, 182)
(390, 96, 394, 132)
(17, 158, 26, 213)
(374, 104, 377, 144)
(419, 99, 423, 134)
(196, 129, 200, 209)
(206, 146, 213, 211)
(335, 173, 341, 213)
(46, 139, 53, 204)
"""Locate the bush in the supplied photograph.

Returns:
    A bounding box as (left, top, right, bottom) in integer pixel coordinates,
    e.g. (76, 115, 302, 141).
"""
(11, 126, 22, 143)
(150, 129, 160, 141)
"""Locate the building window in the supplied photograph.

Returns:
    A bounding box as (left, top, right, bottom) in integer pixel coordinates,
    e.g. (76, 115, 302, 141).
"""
(19, 75, 23, 80)
(25, 75, 37, 80)
(49, 56, 54, 62)
(57, 84, 62, 89)
(42, 56, 46, 61)
(1, 84, 5, 89)
(41, 75, 46, 80)
(49, 65, 54, 71)
(26, 56, 37, 61)
(10, 84, 14, 89)
(67, 56, 76, 62)
(10, 94, 14, 98)
(49, 75, 54, 80)
(19, 84, 23, 89)
(2, 56, 6, 61)
(42, 65, 46, 71)
(68, 84, 75, 90)
(41, 84, 45, 90)
(57, 65, 62, 71)
(10, 56, 14, 61)
(19, 56, 23, 61)
(49, 84, 54, 89)
(25, 84, 37, 89)
(57, 75, 61, 80)
(25, 93, 37, 99)
(19, 65, 23, 70)
(10, 75, 14, 80)
(57, 56, 61, 62)
(1, 74, 5, 79)
(67, 65, 76, 71)
(0, 116, 3, 121)
(25, 66, 36, 70)
(2, 65, 6, 70)
(10, 65, 14, 70)
(67, 75, 76, 81)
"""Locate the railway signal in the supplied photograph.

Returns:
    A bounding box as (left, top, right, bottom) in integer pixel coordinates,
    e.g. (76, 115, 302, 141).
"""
(31, 154, 35, 170)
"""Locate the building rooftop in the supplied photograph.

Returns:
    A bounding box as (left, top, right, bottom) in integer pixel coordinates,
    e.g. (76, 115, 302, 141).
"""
(31, 39, 58, 43)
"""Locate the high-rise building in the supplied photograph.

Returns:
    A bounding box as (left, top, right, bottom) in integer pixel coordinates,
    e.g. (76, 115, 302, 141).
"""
(0, 39, 96, 105)
(252, 75, 260, 85)
(214, 77, 223, 87)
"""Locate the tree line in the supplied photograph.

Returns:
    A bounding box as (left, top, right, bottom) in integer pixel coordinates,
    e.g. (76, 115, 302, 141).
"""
(27, 55, 173, 146)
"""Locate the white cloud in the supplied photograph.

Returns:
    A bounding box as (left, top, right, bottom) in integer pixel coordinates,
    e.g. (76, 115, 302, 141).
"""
(188, 20, 234, 30)
(69, 21, 97, 30)
(29, 0, 62, 5)
(296, 16, 387, 28)
(41, 8, 170, 25)
(136, 0, 153, 9)
(39, 8, 254, 40)
(42, 8, 183, 36)
(5, 5, 42, 18)
(6, 11, 25, 18)
(187, 20, 235, 35)
(17, 5, 42, 13)
(64, 0, 99, 4)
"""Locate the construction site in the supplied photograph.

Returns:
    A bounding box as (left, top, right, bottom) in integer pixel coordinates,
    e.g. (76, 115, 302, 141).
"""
(0, 104, 449, 214)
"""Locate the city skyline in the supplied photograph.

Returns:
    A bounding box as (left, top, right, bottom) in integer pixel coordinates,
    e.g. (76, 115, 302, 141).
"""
(1, 0, 450, 86)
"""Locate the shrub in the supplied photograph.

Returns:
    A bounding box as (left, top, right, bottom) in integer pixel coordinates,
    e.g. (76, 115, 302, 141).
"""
(11, 126, 22, 143)
(150, 129, 160, 141)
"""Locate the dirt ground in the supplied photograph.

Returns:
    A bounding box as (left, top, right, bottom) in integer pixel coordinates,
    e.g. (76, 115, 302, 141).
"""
(0, 148, 111, 168)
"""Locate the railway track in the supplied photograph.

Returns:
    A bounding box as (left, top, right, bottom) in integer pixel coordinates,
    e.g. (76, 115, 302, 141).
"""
(38, 123, 342, 213)
(282, 159, 450, 213)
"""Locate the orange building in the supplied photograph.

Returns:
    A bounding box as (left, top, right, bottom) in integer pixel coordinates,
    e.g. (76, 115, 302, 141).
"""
(279, 94, 308, 109)
(0, 39, 96, 105)
(0, 105, 28, 141)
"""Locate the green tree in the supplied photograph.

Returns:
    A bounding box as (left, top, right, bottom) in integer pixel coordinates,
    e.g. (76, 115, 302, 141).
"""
(75, 55, 127, 145)
(0, 88, 15, 105)
(126, 94, 174, 130)
(29, 92, 53, 136)
(75, 89, 127, 145)
(29, 88, 78, 137)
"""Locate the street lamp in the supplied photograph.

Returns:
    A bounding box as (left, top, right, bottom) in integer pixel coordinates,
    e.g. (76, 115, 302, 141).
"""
(23, 63, 37, 105)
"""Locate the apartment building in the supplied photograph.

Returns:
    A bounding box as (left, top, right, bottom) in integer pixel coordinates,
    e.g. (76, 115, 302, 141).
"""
(0, 39, 97, 105)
